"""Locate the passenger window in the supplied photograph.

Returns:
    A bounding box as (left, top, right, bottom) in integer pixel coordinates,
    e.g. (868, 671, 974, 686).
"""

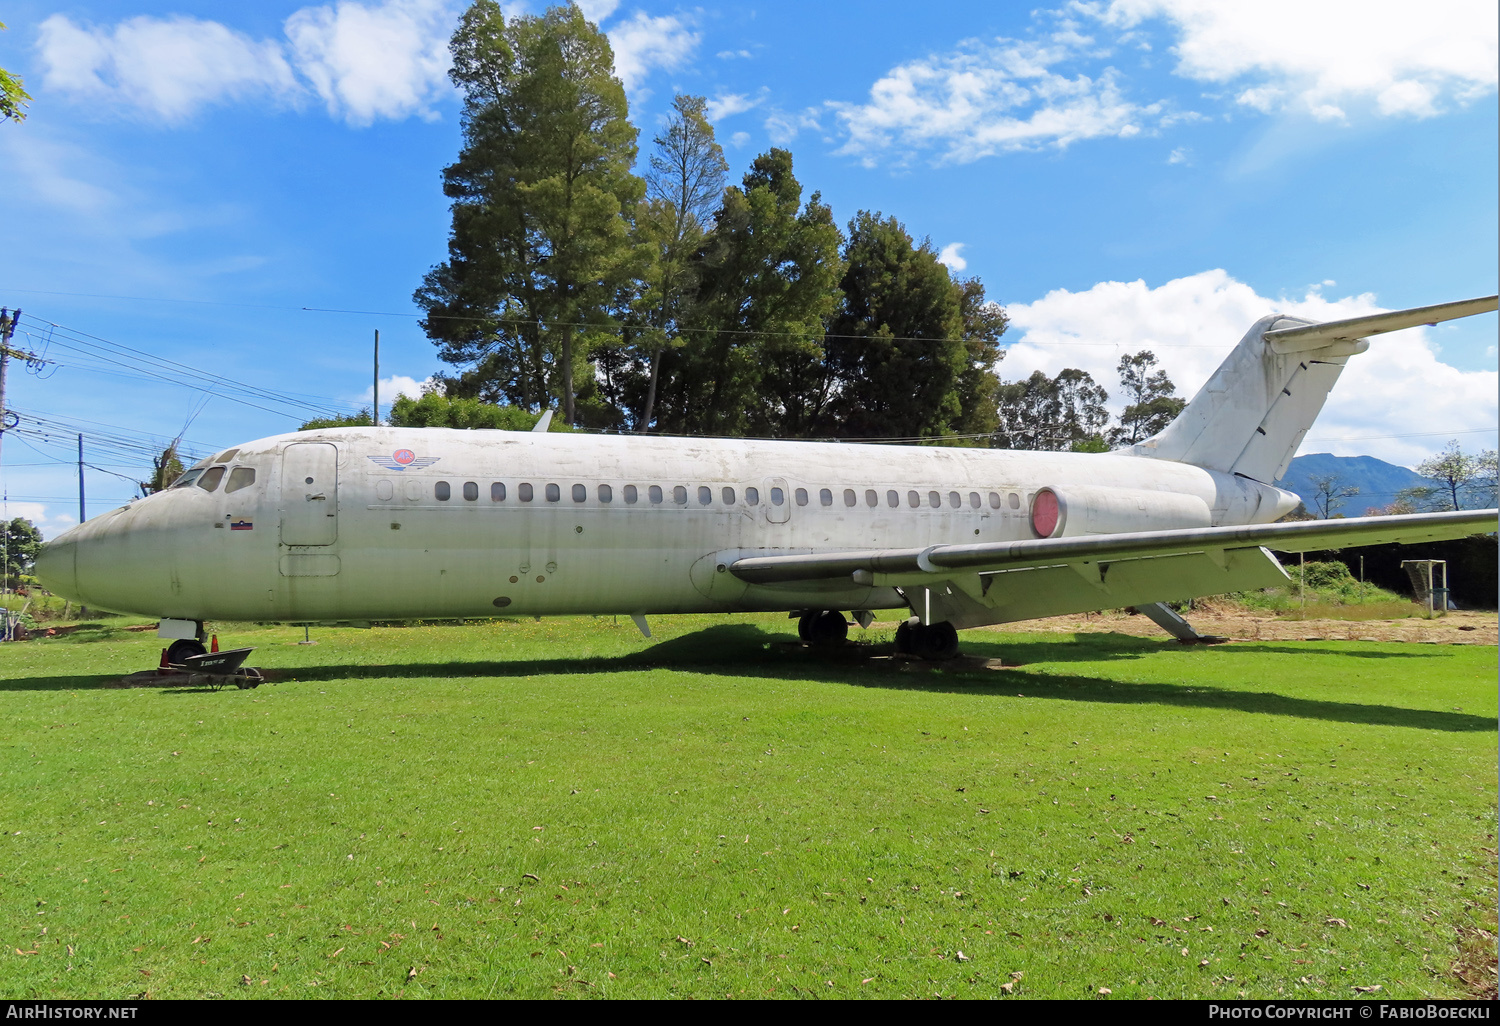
(1008, 492, 1020, 510)
(843, 488, 857, 507)
(886, 490, 899, 508)
(745, 486, 759, 505)
(970, 492, 981, 509)
(721, 486, 735, 504)
(435, 481, 451, 501)
(519, 483, 534, 502)
(226, 467, 257, 494)
(771, 487, 784, 505)
(865, 489, 878, 507)
(698, 486, 712, 505)
(928, 491, 941, 508)
(649, 485, 663, 504)
(464, 481, 479, 501)
(197, 466, 226, 492)
(624, 485, 638, 504)
(545, 483, 560, 502)
(375, 478, 394, 502)
(819, 488, 833, 507)
(674, 485, 688, 505)
(908, 490, 920, 508)
(492, 482, 506, 502)
(572, 484, 586, 503)
(794, 487, 808, 506)
(599, 484, 612, 503)
(989, 491, 1001, 509)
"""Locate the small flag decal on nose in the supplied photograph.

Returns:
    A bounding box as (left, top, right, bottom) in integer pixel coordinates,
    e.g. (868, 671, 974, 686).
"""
(230, 518, 254, 531)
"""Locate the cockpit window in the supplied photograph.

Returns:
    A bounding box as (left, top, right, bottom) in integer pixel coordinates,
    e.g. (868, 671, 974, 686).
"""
(197, 466, 227, 492)
(213, 448, 240, 464)
(171, 468, 205, 489)
(225, 467, 257, 493)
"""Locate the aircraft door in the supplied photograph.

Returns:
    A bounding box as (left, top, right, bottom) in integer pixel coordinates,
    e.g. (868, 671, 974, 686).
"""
(765, 477, 790, 524)
(280, 442, 339, 546)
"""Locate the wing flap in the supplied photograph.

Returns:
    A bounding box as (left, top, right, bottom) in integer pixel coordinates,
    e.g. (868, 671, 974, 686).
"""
(728, 509, 1497, 585)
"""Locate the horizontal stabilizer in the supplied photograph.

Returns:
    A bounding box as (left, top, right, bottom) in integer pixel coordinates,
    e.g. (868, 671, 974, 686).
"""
(1264, 295, 1498, 353)
(729, 509, 1498, 585)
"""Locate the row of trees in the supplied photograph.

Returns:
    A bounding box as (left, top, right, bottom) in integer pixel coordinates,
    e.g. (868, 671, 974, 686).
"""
(413, 2, 1003, 442)
(991, 352, 1186, 452)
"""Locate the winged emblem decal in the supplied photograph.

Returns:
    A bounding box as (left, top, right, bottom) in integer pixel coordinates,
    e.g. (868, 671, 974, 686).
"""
(368, 449, 441, 472)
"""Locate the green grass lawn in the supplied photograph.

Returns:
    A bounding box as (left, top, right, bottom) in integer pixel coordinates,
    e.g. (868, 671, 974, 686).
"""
(0, 615, 1493, 999)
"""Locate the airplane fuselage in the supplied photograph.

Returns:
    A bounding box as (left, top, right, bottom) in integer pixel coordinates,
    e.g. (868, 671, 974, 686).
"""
(38, 428, 1296, 624)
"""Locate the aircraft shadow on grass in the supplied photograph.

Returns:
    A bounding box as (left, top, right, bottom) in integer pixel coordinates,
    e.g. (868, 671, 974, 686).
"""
(5, 625, 1491, 734)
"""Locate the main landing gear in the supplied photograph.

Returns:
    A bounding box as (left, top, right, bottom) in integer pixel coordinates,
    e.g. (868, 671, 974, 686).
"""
(894, 618, 960, 661)
(797, 609, 849, 647)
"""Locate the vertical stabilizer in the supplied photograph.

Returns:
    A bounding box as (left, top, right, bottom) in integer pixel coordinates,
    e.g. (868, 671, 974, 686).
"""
(1130, 313, 1364, 484)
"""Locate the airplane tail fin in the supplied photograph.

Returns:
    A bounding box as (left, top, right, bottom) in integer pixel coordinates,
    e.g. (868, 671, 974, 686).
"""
(1129, 296, 1498, 484)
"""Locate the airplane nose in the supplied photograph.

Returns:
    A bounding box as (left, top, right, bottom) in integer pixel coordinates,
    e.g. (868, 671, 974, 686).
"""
(34, 530, 79, 602)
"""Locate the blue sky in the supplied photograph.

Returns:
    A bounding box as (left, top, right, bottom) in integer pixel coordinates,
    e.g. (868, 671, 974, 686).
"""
(0, 0, 1495, 536)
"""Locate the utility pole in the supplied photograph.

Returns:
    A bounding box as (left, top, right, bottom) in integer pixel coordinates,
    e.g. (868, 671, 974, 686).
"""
(77, 434, 86, 524)
(373, 329, 380, 427)
(0, 308, 19, 468)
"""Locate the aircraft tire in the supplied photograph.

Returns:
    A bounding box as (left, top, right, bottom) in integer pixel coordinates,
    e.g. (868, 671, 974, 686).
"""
(925, 622, 960, 660)
(797, 611, 818, 643)
(894, 620, 914, 655)
(810, 610, 849, 647)
(167, 639, 207, 665)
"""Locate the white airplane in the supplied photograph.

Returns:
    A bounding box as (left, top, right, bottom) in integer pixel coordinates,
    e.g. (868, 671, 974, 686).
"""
(35, 296, 1499, 663)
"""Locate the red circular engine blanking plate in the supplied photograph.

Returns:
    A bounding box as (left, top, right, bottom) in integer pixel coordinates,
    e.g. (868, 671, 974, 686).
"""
(1032, 489, 1060, 537)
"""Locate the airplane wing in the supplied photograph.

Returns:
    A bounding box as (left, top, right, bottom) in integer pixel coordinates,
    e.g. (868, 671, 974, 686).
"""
(729, 508, 1498, 585)
(1264, 295, 1498, 353)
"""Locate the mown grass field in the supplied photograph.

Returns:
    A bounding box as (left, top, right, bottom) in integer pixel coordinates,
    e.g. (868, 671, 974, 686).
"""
(0, 615, 1494, 1000)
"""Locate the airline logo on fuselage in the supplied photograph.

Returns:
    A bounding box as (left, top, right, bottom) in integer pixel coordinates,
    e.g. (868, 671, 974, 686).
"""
(367, 450, 441, 472)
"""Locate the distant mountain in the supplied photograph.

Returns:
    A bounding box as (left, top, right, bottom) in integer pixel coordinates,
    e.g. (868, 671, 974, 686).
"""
(1275, 453, 1429, 516)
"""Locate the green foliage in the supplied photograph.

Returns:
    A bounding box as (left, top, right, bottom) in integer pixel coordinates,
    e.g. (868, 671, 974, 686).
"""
(1107, 350, 1185, 446)
(298, 409, 374, 431)
(1402, 440, 1500, 512)
(415, 1, 643, 426)
(137, 444, 186, 496)
(1232, 560, 1413, 617)
(389, 392, 567, 431)
(0, 23, 29, 124)
(0, 615, 1491, 998)
(2, 516, 41, 579)
(994, 367, 1109, 451)
(652, 148, 845, 437)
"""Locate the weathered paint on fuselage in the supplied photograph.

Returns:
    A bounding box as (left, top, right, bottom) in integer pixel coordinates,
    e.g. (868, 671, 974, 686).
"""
(37, 428, 1296, 623)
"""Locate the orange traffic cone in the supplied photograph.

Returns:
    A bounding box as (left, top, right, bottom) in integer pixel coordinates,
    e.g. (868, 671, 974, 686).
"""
(158, 648, 170, 675)
(211, 635, 219, 653)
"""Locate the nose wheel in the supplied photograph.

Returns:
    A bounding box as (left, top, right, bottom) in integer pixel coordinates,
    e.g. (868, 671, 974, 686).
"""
(894, 619, 960, 661)
(166, 638, 208, 664)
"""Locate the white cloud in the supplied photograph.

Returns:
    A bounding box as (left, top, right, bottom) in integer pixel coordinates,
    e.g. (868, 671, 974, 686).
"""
(35, 1, 457, 125)
(606, 11, 699, 93)
(717, 49, 752, 60)
(285, 0, 456, 125)
(829, 36, 1161, 166)
(1166, 145, 1188, 163)
(1002, 269, 1498, 468)
(365, 375, 433, 410)
(763, 107, 820, 145)
(937, 242, 967, 272)
(728, 130, 750, 148)
(37, 13, 300, 123)
(1095, 0, 1498, 120)
(705, 91, 762, 121)
(574, 0, 621, 24)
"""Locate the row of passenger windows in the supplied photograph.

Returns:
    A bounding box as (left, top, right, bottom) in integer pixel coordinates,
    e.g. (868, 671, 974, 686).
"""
(408, 480, 1026, 510)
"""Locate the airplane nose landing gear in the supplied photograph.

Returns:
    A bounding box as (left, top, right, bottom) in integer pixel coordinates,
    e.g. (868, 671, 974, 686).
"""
(894, 618, 960, 661)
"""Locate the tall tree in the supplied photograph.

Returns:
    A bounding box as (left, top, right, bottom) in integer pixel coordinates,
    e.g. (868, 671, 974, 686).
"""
(635, 94, 728, 431)
(951, 278, 1007, 441)
(137, 444, 185, 496)
(652, 149, 843, 437)
(414, 1, 643, 426)
(1309, 474, 1359, 518)
(1399, 440, 1500, 511)
(2, 517, 41, 582)
(0, 23, 29, 124)
(993, 367, 1108, 451)
(822, 212, 968, 440)
(1107, 350, 1184, 446)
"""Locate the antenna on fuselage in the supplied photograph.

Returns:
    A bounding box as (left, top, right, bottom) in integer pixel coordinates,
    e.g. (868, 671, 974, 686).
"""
(532, 410, 553, 433)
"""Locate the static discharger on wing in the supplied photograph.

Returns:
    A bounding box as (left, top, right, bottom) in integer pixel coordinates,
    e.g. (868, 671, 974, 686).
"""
(35, 295, 1499, 663)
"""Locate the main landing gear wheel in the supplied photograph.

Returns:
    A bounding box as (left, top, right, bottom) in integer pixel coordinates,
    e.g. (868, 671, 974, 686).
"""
(809, 610, 849, 647)
(166, 638, 207, 665)
(895, 619, 960, 661)
(797, 611, 818, 643)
